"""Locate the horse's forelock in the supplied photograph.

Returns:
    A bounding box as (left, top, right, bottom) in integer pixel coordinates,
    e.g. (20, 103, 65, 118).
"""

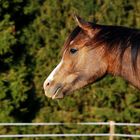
(61, 26, 81, 55)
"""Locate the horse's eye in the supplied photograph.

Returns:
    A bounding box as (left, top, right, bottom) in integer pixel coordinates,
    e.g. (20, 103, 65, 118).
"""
(70, 48, 78, 54)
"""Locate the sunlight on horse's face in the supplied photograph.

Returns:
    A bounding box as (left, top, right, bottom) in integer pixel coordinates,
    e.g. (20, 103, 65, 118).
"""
(43, 16, 108, 99)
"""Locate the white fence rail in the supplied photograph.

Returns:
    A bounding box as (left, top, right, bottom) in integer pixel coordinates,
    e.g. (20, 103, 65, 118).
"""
(0, 134, 140, 138)
(1, 122, 140, 126)
(0, 122, 140, 139)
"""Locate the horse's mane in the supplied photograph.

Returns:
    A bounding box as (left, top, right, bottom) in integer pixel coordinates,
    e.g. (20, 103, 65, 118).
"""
(62, 24, 140, 73)
(94, 25, 140, 73)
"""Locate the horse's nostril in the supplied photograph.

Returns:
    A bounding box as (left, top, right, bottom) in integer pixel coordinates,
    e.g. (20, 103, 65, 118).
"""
(46, 82, 50, 86)
(44, 81, 50, 89)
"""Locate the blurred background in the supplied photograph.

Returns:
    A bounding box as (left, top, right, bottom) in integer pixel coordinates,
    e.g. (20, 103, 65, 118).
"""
(0, 0, 140, 140)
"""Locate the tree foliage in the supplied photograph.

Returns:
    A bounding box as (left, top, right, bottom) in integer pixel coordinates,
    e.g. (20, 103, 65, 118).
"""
(0, 0, 140, 139)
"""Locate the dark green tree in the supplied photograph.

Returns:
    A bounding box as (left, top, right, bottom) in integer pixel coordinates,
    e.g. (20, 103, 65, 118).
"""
(0, 0, 140, 140)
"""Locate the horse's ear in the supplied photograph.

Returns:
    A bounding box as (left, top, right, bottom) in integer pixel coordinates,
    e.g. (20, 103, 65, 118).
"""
(74, 15, 93, 37)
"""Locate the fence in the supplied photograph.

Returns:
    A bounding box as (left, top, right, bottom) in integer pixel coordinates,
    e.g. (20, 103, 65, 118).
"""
(0, 121, 140, 139)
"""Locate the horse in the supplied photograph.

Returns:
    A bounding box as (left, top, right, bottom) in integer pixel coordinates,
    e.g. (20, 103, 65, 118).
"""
(43, 15, 140, 99)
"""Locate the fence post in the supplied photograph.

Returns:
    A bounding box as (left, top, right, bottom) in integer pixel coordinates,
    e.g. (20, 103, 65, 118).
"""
(109, 121, 115, 140)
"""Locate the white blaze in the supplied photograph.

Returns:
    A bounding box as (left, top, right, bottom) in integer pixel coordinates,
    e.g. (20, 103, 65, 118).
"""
(44, 60, 63, 88)
(70, 40, 74, 45)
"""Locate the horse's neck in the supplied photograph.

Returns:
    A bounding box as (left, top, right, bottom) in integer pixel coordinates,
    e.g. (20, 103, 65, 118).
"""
(108, 47, 140, 89)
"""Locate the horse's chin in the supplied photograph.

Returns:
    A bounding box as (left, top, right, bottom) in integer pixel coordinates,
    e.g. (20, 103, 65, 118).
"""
(52, 92, 64, 99)
(51, 87, 64, 99)
(51, 88, 72, 99)
(44, 86, 63, 99)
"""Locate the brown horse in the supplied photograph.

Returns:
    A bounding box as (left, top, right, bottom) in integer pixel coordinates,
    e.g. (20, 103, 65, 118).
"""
(43, 15, 140, 99)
